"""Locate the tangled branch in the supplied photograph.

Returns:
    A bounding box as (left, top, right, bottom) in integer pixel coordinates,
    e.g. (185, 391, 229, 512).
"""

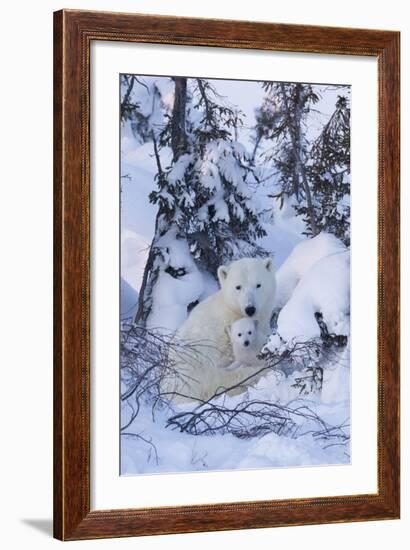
(163, 337, 347, 444)
(120, 321, 215, 427)
(166, 397, 328, 439)
(120, 319, 349, 452)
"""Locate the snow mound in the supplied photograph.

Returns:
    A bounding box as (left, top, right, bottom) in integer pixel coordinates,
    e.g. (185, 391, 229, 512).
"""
(274, 232, 346, 310)
(277, 250, 350, 341)
(147, 228, 218, 332)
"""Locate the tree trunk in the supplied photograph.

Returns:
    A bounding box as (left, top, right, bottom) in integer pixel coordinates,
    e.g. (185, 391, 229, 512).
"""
(299, 165, 319, 236)
(133, 237, 157, 325)
(133, 78, 188, 325)
(171, 77, 188, 160)
(133, 133, 164, 326)
(120, 76, 136, 120)
(279, 83, 319, 236)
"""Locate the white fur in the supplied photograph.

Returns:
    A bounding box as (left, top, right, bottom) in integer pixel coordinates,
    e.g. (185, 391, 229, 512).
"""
(161, 257, 276, 403)
(225, 318, 265, 370)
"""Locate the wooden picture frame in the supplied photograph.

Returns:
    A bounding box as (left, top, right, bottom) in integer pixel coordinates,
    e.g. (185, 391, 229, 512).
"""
(53, 9, 400, 541)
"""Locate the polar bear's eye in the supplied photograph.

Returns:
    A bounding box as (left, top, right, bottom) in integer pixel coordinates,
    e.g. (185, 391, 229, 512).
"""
(248, 331, 252, 335)
(235, 285, 241, 290)
(256, 283, 261, 288)
(238, 333, 242, 337)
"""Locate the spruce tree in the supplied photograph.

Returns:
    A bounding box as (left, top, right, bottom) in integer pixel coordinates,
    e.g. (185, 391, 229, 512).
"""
(133, 77, 267, 325)
(120, 75, 164, 144)
(304, 95, 351, 245)
(255, 82, 320, 235)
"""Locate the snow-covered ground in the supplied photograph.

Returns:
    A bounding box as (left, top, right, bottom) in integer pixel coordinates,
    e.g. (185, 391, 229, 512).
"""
(121, 232, 350, 475)
(120, 76, 350, 475)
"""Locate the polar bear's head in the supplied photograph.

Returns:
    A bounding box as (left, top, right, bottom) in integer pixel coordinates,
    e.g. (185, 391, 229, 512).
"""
(217, 257, 276, 319)
(227, 318, 258, 349)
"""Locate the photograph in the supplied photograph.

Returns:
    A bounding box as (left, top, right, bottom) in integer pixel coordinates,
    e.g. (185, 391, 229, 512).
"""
(120, 74, 351, 475)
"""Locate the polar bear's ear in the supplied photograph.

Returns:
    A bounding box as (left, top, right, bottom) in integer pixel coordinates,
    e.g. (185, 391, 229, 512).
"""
(217, 265, 229, 284)
(264, 258, 273, 271)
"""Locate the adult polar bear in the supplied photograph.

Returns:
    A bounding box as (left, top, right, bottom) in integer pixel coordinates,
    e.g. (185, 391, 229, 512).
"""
(162, 257, 276, 404)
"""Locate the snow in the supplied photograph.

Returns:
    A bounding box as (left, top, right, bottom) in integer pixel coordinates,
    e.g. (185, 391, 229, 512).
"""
(198, 159, 222, 191)
(121, 422, 347, 475)
(120, 125, 172, 295)
(277, 249, 350, 340)
(208, 191, 230, 222)
(167, 154, 193, 186)
(321, 359, 350, 405)
(122, 231, 351, 474)
(274, 232, 346, 310)
(121, 229, 150, 294)
(120, 76, 351, 476)
(120, 277, 138, 320)
(147, 228, 218, 332)
(121, 360, 349, 475)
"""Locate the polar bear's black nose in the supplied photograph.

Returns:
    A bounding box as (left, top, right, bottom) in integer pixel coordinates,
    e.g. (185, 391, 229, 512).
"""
(245, 306, 256, 317)
(244, 340, 250, 347)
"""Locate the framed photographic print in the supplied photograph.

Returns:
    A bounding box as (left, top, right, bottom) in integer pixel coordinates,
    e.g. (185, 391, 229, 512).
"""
(54, 9, 400, 540)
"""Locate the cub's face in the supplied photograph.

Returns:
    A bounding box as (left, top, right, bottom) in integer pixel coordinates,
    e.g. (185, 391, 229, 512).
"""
(217, 257, 276, 318)
(228, 318, 258, 349)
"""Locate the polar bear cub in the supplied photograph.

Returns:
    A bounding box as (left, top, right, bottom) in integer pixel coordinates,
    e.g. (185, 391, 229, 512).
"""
(226, 318, 266, 370)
